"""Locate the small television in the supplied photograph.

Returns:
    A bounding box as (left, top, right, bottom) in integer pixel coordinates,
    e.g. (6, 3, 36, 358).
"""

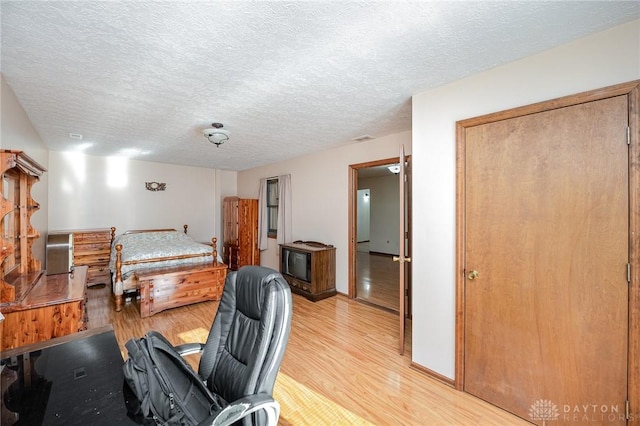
(281, 247, 312, 283)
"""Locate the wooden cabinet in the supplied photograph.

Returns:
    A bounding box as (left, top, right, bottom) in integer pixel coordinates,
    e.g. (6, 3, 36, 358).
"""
(223, 197, 260, 270)
(1, 266, 88, 350)
(279, 241, 336, 301)
(72, 228, 112, 286)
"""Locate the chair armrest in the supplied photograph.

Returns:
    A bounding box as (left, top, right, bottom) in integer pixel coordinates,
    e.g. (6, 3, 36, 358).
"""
(198, 393, 280, 426)
(174, 342, 205, 356)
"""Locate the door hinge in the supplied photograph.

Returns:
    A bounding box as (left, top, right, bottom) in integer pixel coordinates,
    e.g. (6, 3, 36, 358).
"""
(626, 400, 630, 420)
(628, 126, 631, 145)
(628, 263, 632, 283)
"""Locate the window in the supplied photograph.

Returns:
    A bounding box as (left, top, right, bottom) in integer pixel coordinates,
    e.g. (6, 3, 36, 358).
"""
(267, 178, 279, 238)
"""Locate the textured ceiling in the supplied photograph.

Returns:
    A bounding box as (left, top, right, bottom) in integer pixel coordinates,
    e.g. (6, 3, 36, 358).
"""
(1, 1, 638, 170)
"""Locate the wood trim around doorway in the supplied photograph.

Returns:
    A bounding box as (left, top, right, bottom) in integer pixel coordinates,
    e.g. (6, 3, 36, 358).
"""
(628, 83, 640, 418)
(454, 80, 640, 420)
(348, 157, 401, 299)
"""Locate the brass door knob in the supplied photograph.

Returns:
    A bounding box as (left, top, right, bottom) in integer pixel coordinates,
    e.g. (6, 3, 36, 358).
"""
(468, 270, 479, 280)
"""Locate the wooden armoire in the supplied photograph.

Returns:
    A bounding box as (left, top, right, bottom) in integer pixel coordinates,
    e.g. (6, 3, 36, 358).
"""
(222, 197, 260, 270)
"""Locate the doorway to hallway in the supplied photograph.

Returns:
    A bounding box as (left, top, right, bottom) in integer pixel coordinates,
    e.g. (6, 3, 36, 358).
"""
(349, 158, 409, 315)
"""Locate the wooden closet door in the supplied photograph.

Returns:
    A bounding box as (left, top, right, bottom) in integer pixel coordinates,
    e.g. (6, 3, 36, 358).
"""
(223, 197, 238, 247)
(238, 199, 259, 267)
(223, 197, 259, 270)
(463, 95, 629, 424)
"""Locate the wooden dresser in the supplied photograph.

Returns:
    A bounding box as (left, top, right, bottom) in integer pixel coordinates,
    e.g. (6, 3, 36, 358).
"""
(223, 197, 260, 270)
(72, 228, 112, 286)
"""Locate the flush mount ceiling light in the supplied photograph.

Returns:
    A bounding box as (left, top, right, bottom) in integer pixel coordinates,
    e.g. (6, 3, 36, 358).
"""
(203, 122, 230, 147)
(387, 164, 400, 174)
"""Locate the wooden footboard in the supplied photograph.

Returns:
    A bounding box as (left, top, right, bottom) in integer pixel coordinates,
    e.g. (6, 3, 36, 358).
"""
(111, 227, 227, 316)
(137, 263, 227, 318)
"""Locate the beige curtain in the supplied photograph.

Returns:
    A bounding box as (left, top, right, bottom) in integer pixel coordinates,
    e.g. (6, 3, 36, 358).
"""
(276, 174, 292, 245)
(258, 177, 269, 250)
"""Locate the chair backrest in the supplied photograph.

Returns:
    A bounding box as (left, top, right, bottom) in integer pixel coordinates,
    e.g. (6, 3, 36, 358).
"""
(198, 265, 292, 405)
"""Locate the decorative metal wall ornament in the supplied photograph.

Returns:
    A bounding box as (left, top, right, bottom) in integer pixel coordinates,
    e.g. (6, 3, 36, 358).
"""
(145, 182, 166, 191)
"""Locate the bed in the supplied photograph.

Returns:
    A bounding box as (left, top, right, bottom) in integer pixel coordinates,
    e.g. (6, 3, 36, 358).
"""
(109, 226, 228, 318)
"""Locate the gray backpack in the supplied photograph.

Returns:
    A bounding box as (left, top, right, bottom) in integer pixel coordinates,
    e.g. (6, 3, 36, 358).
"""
(123, 331, 224, 425)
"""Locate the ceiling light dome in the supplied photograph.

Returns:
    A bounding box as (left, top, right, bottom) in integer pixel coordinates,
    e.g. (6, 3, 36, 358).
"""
(204, 123, 230, 147)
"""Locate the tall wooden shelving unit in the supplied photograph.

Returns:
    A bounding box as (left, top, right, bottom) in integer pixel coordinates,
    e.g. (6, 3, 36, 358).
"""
(1, 150, 87, 351)
(0, 150, 45, 301)
(222, 197, 260, 270)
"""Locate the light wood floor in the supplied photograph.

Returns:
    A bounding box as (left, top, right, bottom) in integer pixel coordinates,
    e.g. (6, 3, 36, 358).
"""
(356, 250, 399, 312)
(87, 284, 528, 425)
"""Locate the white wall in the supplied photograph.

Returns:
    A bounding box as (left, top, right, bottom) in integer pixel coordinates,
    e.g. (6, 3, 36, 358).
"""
(1, 74, 49, 264)
(48, 151, 234, 245)
(359, 174, 399, 255)
(356, 189, 370, 243)
(411, 20, 640, 379)
(237, 131, 411, 292)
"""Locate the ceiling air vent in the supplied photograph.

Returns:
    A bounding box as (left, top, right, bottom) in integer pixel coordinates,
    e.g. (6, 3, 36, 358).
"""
(352, 135, 375, 142)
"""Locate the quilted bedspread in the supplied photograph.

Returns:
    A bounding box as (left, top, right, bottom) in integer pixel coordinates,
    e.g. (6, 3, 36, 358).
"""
(109, 230, 217, 279)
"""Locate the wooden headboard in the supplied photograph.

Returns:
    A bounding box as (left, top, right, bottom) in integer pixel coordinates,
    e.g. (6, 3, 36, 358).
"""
(121, 224, 189, 235)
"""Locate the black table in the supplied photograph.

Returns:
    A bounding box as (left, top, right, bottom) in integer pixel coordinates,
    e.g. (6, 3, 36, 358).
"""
(1, 325, 137, 425)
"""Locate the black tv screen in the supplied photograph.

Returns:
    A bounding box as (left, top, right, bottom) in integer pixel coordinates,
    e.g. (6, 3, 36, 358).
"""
(282, 248, 311, 282)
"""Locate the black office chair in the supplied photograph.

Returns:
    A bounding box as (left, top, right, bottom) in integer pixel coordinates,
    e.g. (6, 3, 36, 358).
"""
(131, 266, 293, 426)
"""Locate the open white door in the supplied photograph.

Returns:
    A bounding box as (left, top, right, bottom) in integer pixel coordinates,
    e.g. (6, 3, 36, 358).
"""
(393, 146, 411, 354)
